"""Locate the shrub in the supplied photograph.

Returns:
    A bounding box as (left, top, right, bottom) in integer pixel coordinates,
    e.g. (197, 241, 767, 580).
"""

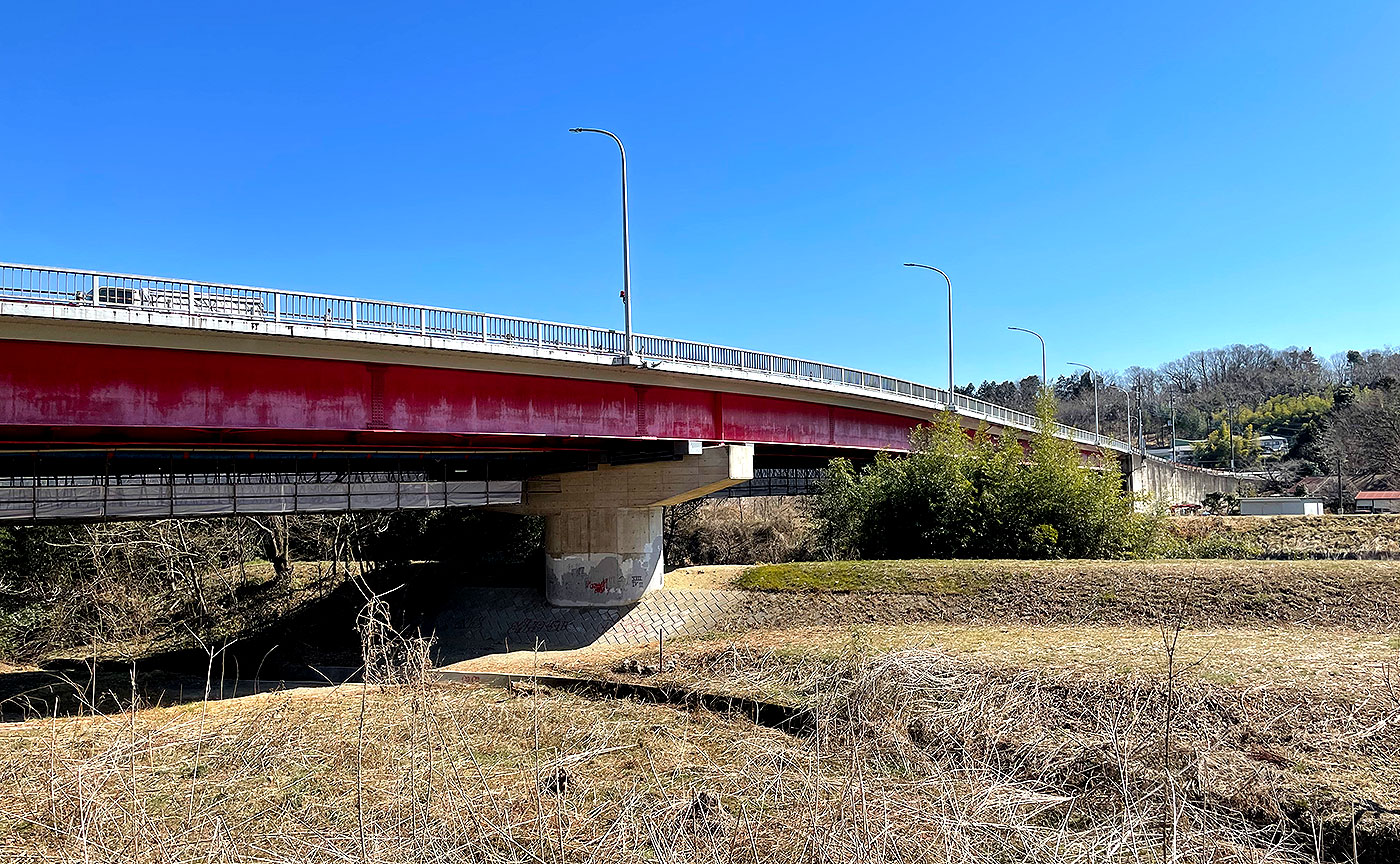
(810, 393, 1162, 560)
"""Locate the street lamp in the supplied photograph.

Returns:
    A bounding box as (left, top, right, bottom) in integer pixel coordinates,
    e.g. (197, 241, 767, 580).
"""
(1007, 326, 1047, 386)
(1067, 361, 1099, 442)
(902, 263, 954, 398)
(569, 127, 634, 361)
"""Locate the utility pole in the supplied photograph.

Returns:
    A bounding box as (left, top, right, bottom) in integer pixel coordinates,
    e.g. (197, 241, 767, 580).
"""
(1137, 386, 1146, 454)
(1125, 388, 1132, 447)
(1337, 452, 1345, 514)
(1169, 395, 1177, 463)
(1228, 401, 1237, 473)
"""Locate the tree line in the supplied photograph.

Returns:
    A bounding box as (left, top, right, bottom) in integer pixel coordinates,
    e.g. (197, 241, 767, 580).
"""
(960, 343, 1400, 489)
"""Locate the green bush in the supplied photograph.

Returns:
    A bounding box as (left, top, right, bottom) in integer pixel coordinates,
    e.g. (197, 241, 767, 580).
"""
(1192, 422, 1261, 468)
(810, 393, 1162, 560)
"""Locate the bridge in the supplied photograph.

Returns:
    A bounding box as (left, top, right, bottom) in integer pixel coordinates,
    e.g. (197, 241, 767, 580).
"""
(0, 262, 1232, 606)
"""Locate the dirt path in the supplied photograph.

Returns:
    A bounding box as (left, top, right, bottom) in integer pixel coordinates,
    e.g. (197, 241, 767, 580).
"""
(662, 564, 749, 590)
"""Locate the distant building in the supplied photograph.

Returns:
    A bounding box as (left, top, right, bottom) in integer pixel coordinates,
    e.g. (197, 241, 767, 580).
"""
(1257, 435, 1291, 454)
(1238, 497, 1325, 516)
(1146, 443, 1199, 464)
(1355, 491, 1400, 513)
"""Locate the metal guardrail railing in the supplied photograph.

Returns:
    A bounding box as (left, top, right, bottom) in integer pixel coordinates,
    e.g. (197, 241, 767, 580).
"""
(0, 261, 1134, 452)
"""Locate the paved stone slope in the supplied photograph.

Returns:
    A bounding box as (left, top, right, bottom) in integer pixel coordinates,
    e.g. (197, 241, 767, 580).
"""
(431, 587, 746, 661)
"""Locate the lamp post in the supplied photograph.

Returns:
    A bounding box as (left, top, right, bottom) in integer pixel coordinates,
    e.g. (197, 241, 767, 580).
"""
(1067, 361, 1099, 442)
(1008, 326, 1047, 387)
(902, 263, 954, 398)
(1169, 394, 1177, 463)
(569, 127, 633, 361)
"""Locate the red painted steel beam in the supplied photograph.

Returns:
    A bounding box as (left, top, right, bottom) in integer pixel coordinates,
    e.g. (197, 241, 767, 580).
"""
(0, 339, 926, 452)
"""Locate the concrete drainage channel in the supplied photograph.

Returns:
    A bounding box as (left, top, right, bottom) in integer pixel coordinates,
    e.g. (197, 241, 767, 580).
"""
(432, 668, 813, 735)
(209, 668, 810, 735)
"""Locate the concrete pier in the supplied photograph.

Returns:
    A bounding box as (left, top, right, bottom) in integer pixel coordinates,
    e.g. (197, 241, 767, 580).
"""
(508, 443, 753, 606)
(543, 507, 665, 606)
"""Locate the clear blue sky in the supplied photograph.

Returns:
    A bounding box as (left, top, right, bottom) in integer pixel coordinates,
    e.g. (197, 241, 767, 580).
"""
(2, 2, 1396, 387)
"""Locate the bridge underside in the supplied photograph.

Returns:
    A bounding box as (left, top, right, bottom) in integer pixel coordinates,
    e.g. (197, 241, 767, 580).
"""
(0, 447, 831, 525)
(0, 442, 764, 607)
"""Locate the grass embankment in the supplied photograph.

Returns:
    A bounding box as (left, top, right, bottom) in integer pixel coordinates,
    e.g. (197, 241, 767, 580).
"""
(516, 556, 1400, 860)
(670, 557, 1398, 702)
(0, 685, 830, 862)
(4, 553, 1396, 861)
(560, 623, 1398, 698)
(732, 559, 1400, 630)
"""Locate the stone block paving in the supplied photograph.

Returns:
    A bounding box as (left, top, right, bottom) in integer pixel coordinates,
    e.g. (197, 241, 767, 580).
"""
(431, 586, 748, 662)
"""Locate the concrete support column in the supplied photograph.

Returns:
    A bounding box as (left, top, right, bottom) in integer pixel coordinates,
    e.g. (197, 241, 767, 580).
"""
(544, 506, 664, 606)
(504, 443, 753, 608)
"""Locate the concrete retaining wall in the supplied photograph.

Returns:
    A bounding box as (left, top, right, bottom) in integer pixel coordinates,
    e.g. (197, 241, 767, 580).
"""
(1122, 453, 1242, 507)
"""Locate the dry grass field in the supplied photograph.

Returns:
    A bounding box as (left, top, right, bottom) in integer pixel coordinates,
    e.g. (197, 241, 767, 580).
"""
(0, 556, 1397, 862)
(1168, 516, 1400, 559)
(4, 654, 1387, 863)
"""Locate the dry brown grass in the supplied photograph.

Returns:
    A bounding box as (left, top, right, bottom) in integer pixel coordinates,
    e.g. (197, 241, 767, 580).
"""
(665, 498, 817, 567)
(824, 649, 1400, 853)
(1172, 515, 1400, 559)
(579, 634, 1400, 857)
(558, 623, 1398, 699)
(0, 656, 1357, 864)
(3, 556, 1396, 862)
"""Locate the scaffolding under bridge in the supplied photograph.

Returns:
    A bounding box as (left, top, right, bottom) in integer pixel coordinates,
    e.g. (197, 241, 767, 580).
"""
(706, 467, 825, 499)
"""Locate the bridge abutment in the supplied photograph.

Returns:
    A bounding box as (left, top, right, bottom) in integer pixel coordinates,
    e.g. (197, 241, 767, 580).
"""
(509, 443, 753, 607)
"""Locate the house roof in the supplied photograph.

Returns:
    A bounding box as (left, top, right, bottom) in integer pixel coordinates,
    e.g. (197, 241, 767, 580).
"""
(1356, 491, 1400, 500)
(1296, 474, 1390, 497)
